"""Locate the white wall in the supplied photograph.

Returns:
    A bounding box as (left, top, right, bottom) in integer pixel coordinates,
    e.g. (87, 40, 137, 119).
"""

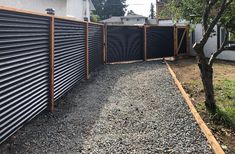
(192, 24, 235, 61)
(0, 0, 67, 16)
(122, 18, 146, 25)
(67, 0, 91, 21)
(0, 0, 92, 21)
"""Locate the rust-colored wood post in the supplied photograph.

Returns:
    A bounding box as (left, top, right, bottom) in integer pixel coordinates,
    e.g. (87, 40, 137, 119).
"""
(85, 22, 89, 80)
(144, 25, 147, 61)
(173, 25, 178, 57)
(104, 24, 108, 63)
(49, 16, 55, 112)
(102, 25, 105, 64)
(186, 25, 190, 54)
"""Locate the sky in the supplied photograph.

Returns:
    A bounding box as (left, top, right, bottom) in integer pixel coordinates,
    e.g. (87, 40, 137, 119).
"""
(126, 0, 156, 17)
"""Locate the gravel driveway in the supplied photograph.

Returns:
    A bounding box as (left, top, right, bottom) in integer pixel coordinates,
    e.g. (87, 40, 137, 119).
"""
(1, 61, 212, 154)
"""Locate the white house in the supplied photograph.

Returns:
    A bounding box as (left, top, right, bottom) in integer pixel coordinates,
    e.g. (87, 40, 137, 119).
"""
(121, 14, 147, 25)
(101, 14, 148, 25)
(0, 0, 96, 21)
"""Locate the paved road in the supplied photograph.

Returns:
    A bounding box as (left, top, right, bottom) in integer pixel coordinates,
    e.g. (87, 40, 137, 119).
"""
(1, 61, 212, 154)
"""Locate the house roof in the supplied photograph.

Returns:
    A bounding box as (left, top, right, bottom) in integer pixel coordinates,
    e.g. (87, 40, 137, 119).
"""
(101, 14, 147, 23)
(100, 16, 122, 23)
(121, 14, 147, 19)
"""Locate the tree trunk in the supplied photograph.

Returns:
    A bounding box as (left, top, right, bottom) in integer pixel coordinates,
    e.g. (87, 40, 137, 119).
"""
(197, 55, 217, 114)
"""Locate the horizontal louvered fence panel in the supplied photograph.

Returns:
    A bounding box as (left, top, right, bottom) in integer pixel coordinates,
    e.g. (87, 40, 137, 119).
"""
(147, 26, 174, 59)
(54, 19, 86, 100)
(107, 26, 144, 63)
(88, 23, 103, 73)
(0, 10, 50, 144)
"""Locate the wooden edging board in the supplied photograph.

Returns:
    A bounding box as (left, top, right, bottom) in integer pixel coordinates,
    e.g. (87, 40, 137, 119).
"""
(165, 61, 225, 154)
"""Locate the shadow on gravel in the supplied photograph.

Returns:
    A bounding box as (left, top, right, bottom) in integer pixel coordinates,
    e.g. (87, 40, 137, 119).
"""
(1, 65, 114, 153)
(1, 62, 162, 154)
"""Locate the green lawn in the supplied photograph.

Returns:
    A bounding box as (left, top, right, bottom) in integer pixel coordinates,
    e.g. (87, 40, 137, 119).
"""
(214, 79, 235, 127)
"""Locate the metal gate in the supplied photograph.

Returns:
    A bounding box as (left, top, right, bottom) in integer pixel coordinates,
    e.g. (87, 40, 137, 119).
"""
(146, 26, 174, 59)
(106, 25, 144, 63)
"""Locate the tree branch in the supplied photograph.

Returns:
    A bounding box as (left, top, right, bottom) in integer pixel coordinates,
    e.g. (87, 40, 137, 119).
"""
(202, 0, 217, 31)
(194, 0, 233, 51)
(208, 27, 229, 66)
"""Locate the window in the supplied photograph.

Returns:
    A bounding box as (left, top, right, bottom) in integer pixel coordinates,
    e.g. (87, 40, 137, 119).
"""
(126, 19, 129, 21)
(137, 18, 140, 21)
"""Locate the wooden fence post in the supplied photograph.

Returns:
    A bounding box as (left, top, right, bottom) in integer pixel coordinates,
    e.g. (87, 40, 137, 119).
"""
(144, 25, 147, 61)
(186, 25, 190, 54)
(102, 25, 105, 64)
(174, 24, 178, 57)
(85, 22, 89, 80)
(49, 16, 55, 112)
(104, 25, 108, 63)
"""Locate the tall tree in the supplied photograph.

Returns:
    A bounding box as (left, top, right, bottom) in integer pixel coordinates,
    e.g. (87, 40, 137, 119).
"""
(161, 0, 235, 113)
(92, 0, 127, 20)
(103, 0, 127, 19)
(91, 0, 105, 19)
(150, 3, 155, 19)
(127, 10, 136, 15)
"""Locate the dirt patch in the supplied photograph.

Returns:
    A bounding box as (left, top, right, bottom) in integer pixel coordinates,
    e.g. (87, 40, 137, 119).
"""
(169, 57, 235, 154)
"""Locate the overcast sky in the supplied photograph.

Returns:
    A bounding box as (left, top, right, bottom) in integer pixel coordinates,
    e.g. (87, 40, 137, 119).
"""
(126, 0, 156, 17)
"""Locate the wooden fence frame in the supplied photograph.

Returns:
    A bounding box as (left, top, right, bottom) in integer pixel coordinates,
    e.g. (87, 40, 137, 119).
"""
(175, 25, 190, 55)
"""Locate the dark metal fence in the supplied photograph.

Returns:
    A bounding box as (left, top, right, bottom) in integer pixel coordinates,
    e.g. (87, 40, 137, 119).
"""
(105, 25, 189, 63)
(0, 9, 51, 144)
(146, 26, 174, 59)
(0, 8, 104, 144)
(106, 25, 144, 63)
(54, 19, 86, 100)
(88, 23, 103, 73)
(0, 7, 189, 144)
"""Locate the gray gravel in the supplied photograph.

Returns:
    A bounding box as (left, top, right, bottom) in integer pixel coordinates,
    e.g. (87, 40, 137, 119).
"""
(1, 61, 213, 154)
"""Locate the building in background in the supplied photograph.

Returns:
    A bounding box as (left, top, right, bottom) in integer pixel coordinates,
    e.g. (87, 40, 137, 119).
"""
(156, 0, 174, 25)
(100, 14, 148, 25)
(0, 0, 95, 21)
